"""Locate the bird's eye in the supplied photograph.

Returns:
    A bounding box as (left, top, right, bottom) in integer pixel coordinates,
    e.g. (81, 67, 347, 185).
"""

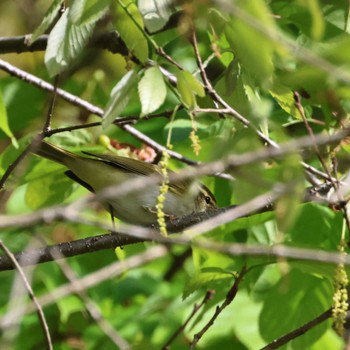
(205, 196, 211, 204)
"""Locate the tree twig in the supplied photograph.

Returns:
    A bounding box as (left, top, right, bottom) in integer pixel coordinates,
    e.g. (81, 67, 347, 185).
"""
(0, 232, 144, 271)
(189, 265, 247, 349)
(0, 245, 168, 327)
(0, 241, 53, 350)
(161, 290, 215, 350)
(0, 32, 128, 55)
(260, 308, 333, 350)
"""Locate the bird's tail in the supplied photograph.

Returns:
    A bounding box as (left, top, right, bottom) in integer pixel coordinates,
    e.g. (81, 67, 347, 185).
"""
(33, 141, 78, 165)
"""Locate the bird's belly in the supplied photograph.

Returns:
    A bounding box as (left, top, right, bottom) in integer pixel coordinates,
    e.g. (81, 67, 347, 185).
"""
(107, 190, 196, 226)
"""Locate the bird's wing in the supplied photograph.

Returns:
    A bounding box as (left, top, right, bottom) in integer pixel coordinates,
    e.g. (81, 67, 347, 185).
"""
(82, 151, 157, 176)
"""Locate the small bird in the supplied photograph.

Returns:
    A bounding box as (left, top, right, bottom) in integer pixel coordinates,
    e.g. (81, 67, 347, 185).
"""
(33, 141, 217, 226)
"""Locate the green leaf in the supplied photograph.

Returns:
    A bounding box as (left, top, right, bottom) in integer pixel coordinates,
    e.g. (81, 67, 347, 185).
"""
(297, 0, 325, 40)
(224, 0, 277, 85)
(181, 70, 205, 97)
(0, 89, 18, 148)
(25, 168, 74, 209)
(29, 0, 64, 44)
(69, 0, 111, 25)
(269, 83, 300, 120)
(114, 1, 149, 63)
(45, 9, 95, 77)
(289, 203, 342, 249)
(310, 328, 344, 350)
(259, 269, 333, 349)
(138, 0, 173, 33)
(138, 66, 167, 116)
(230, 291, 266, 348)
(102, 69, 139, 128)
(176, 70, 204, 108)
(6, 185, 31, 215)
(322, 0, 350, 34)
(176, 74, 195, 108)
(183, 270, 233, 299)
(57, 295, 85, 323)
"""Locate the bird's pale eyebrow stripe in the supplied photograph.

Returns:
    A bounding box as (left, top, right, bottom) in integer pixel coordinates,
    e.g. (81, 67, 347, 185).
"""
(199, 186, 216, 203)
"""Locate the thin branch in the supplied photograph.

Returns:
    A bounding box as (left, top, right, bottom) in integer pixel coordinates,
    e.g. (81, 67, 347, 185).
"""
(190, 28, 338, 183)
(229, 4, 350, 85)
(0, 59, 201, 167)
(0, 59, 332, 184)
(161, 290, 215, 350)
(163, 247, 193, 281)
(0, 32, 128, 55)
(1, 126, 349, 231)
(260, 308, 333, 350)
(190, 27, 278, 148)
(0, 245, 168, 327)
(0, 232, 144, 271)
(43, 75, 60, 133)
(0, 133, 45, 189)
(190, 265, 247, 349)
(48, 246, 130, 350)
(294, 91, 350, 242)
(0, 241, 53, 350)
(46, 121, 101, 135)
(156, 46, 185, 70)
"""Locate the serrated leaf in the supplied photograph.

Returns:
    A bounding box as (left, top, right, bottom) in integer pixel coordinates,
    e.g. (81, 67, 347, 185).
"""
(114, 1, 148, 63)
(102, 69, 139, 128)
(29, 0, 64, 44)
(138, 66, 167, 116)
(0, 90, 18, 148)
(68, 0, 85, 23)
(69, 0, 111, 25)
(138, 0, 173, 33)
(45, 9, 95, 77)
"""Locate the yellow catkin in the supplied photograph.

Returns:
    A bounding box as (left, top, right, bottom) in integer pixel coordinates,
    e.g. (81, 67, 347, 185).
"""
(189, 114, 201, 156)
(190, 130, 201, 156)
(156, 151, 170, 236)
(332, 239, 349, 336)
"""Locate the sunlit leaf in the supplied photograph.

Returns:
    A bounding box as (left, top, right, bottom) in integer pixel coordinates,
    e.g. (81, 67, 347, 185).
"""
(102, 69, 139, 128)
(176, 70, 204, 108)
(138, 0, 173, 33)
(29, 0, 64, 44)
(69, 0, 111, 25)
(114, 1, 149, 63)
(0, 90, 18, 148)
(269, 83, 300, 120)
(45, 9, 95, 77)
(138, 66, 167, 116)
(259, 269, 333, 349)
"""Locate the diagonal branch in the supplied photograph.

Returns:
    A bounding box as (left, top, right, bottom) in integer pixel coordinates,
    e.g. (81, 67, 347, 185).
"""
(0, 241, 53, 350)
(190, 265, 247, 349)
(260, 308, 333, 350)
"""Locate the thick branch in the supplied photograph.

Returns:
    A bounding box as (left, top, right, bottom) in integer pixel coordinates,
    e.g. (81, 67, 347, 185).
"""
(0, 232, 143, 271)
(0, 32, 128, 55)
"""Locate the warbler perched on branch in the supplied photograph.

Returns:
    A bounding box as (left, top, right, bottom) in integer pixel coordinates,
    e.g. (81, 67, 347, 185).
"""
(33, 141, 217, 226)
